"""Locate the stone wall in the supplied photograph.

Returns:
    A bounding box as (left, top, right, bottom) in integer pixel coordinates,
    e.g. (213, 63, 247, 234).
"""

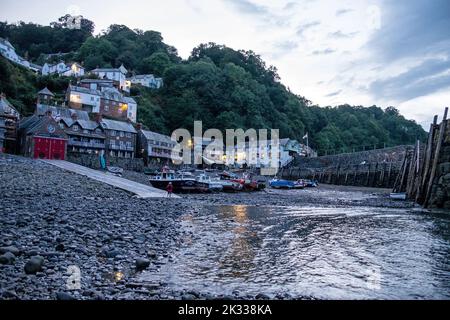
(66, 153, 145, 172)
(280, 145, 411, 188)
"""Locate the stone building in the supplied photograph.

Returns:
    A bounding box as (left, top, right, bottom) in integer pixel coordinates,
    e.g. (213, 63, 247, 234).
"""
(18, 113, 68, 160)
(36, 104, 106, 155)
(98, 116, 137, 158)
(0, 94, 20, 153)
(137, 128, 177, 164)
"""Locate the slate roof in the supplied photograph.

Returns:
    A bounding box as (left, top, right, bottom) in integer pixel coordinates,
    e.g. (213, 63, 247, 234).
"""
(69, 85, 102, 96)
(0, 96, 20, 118)
(141, 130, 174, 144)
(100, 119, 136, 133)
(36, 104, 90, 122)
(123, 96, 136, 104)
(38, 87, 55, 96)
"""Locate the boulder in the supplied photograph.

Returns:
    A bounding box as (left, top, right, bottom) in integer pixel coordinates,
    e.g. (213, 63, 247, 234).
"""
(0, 252, 16, 265)
(135, 258, 150, 271)
(24, 256, 45, 274)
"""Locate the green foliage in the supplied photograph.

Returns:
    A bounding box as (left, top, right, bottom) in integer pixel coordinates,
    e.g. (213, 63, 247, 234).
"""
(0, 20, 427, 155)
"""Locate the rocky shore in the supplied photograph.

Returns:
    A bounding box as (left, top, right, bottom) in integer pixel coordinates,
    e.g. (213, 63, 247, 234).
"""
(0, 154, 196, 300)
(1, 154, 418, 300)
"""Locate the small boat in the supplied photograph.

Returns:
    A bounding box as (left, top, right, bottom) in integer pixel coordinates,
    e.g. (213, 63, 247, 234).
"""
(196, 174, 224, 192)
(149, 171, 208, 193)
(293, 179, 306, 189)
(390, 193, 407, 200)
(269, 179, 296, 189)
(213, 177, 242, 192)
(107, 166, 123, 177)
(304, 179, 318, 188)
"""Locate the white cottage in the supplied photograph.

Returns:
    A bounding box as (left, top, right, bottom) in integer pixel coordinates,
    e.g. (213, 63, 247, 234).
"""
(90, 64, 130, 93)
(127, 74, 163, 89)
(42, 62, 85, 77)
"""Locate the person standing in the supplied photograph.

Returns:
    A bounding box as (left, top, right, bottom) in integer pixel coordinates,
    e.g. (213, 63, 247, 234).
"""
(166, 182, 174, 198)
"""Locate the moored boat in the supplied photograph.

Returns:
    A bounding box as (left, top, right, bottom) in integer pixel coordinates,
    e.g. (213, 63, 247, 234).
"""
(196, 174, 224, 192)
(149, 171, 208, 193)
(269, 179, 295, 189)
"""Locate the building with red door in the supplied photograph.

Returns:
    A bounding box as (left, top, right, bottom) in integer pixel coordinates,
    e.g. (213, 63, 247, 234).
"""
(18, 113, 68, 160)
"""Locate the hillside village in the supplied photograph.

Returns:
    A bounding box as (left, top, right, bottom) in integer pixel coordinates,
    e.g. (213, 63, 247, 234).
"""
(0, 36, 307, 171)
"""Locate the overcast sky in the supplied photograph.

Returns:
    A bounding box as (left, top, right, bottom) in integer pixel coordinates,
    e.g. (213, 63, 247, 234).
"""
(1, 0, 449, 129)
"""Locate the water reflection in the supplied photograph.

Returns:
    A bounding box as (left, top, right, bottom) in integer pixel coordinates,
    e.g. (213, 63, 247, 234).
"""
(141, 206, 450, 299)
(216, 205, 261, 278)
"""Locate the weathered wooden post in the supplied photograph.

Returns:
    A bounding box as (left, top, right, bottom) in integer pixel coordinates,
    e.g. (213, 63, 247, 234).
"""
(424, 107, 448, 207)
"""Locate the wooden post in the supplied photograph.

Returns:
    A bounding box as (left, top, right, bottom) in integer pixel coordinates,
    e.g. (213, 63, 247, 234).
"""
(416, 115, 438, 203)
(424, 108, 448, 207)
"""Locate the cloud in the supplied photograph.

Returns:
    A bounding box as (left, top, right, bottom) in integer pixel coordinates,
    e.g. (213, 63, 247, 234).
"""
(329, 30, 358, 39)
(325, 90, 342, 97)
(366, 0, 450, 62)
(296, 21, 321, 37)
(336, 8, 353, 16)
(311, 48, 335, 55)
(369, 58, 450, 101)
(223, 0, 268, 15)
(283, 2, 298, 11)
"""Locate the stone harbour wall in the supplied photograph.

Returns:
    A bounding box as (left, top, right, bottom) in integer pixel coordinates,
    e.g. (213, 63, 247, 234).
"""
(281, 146, 411, 188)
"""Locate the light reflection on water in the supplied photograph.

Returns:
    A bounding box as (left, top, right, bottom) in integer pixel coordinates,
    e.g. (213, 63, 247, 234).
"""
(141, 205, 450, 299)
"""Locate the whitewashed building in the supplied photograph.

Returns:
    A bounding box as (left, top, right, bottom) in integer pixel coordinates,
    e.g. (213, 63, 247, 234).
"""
(66, 84, 137, 123)
(0, 37, 39, 71)
(42, 62, 85, 77)
(128, 74, 163, 89)
(91, 65, 130, 93)
(66, 85, 102, 113)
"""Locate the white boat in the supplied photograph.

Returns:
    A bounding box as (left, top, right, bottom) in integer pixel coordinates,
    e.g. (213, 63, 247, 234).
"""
(196, 174, 223, 192)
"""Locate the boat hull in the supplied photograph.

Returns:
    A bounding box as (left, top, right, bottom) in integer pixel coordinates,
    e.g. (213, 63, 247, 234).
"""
(149, 179, 209, 193)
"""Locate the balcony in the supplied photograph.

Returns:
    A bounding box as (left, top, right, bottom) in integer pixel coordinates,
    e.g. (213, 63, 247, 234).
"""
(109, 144, 134, 151)
(69, 140, 105, 149)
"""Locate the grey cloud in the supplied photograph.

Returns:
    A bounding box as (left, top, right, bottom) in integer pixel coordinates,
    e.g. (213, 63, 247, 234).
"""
(336, 8, 353, 16)
(224, 0, 268, 15)
(296, 21, 321, 37)
(311, 48, 335, 55)
(366, 0, 450, 62)
(329, 30, 358, 39)
(325, 90, 342, 97)
(274, 40, 298, 51)
(369, 58, 450, 101)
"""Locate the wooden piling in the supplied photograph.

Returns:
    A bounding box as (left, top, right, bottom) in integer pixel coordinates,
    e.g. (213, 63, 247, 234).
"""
(424, 108, 448, 207)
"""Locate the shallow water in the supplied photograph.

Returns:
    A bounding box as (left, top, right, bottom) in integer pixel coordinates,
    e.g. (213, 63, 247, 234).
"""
(141, 205, 450, 299)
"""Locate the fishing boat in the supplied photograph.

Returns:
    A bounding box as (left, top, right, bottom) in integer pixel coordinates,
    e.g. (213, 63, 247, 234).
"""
(149, 171, 208, 193)
(269, 179, 296, 189)
(196, 174, 224, 192)
(217, 172, 244, 192)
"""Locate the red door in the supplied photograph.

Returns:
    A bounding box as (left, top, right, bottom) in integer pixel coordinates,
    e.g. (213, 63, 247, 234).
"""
(33, 137, 66, 160)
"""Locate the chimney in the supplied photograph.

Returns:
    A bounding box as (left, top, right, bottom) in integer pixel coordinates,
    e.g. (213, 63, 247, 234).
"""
(45, 110, 52, 117)
(71, 112, 78, 121)
(0, 92, 5, 99)
(94, 113, 103, 123)
(136, 123, 142, 131)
